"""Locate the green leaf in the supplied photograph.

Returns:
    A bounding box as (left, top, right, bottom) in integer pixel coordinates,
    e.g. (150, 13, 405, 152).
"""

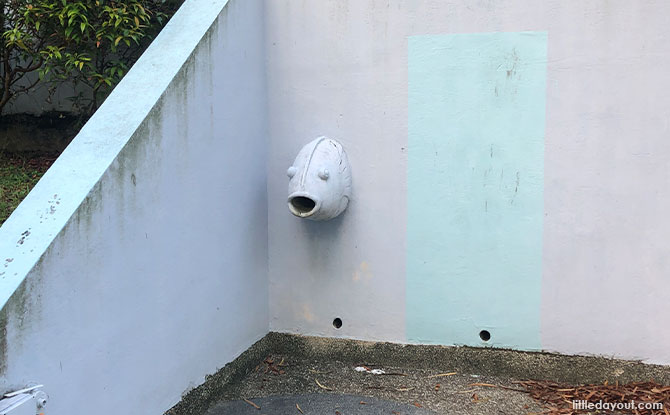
(0, 0, 180, 114)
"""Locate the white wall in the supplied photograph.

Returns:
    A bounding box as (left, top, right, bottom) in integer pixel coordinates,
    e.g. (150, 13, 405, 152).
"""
(265, 0, 670, 364)
(265, 0, 409, 343)
(0, 0, 268, 413)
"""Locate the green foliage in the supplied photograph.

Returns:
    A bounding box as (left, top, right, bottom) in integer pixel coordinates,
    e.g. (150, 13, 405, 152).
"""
(0, 0, 179, 115)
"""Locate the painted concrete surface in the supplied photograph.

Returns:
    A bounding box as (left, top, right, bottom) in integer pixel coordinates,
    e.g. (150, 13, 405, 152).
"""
(265, 0, 670, 364)
(0, 0, 269, 413)
(265, 0, 409, 343)
(539, 1, 670, 365)
(407, 32, 546, 348)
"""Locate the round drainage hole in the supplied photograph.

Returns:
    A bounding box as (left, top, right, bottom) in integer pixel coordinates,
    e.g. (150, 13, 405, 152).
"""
(479, 330, 491, 342)
(333, 318, 342, 329)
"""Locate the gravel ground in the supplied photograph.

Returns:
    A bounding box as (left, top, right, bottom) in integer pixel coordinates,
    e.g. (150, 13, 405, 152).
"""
(214, 354, 543, 414)
(207, 393, 437, 414)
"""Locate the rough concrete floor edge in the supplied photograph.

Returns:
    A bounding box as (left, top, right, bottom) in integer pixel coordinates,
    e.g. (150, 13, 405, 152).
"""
(165, 332, 670, 415)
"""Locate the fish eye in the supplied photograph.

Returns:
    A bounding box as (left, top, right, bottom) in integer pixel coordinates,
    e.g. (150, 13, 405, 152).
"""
(287, 166, 297, 178)
(318, 169, 330, 180)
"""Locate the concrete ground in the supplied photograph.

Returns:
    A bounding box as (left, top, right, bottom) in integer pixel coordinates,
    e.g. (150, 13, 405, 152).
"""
(209, 353, 542, 414)
(167, 333, 670, 415)
(207, 393, 437, 414)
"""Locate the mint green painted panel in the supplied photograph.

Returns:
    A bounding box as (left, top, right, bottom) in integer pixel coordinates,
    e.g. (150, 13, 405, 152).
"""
(407, 32, 547, 349)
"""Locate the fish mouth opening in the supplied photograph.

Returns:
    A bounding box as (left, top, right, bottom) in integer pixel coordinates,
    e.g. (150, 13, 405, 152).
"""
(288, 194, 320, 217)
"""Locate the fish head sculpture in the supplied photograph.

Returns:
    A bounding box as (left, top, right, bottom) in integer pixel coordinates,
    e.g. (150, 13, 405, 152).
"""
(287, 137, 352, 221)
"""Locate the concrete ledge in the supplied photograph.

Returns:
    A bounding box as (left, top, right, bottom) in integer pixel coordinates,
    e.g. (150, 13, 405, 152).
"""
(267, 333, 670, 384)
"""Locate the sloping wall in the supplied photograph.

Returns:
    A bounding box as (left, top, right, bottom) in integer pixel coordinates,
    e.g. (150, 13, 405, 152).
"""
(265, 0, 670, 364)
(0, 0, 268, 413)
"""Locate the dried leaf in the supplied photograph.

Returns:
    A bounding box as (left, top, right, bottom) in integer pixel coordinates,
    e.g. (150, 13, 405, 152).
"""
(243, 398, 260, 410)
(427, 372, 457, 379)
(315, 379, 333, 391)
(515, 379, 670, 415)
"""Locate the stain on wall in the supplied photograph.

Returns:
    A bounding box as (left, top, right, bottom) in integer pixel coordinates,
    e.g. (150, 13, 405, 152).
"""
(407, 32, 547, 349)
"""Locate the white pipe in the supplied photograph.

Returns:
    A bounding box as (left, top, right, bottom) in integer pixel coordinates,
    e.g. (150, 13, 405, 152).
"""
(0, 386, 47, 415)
